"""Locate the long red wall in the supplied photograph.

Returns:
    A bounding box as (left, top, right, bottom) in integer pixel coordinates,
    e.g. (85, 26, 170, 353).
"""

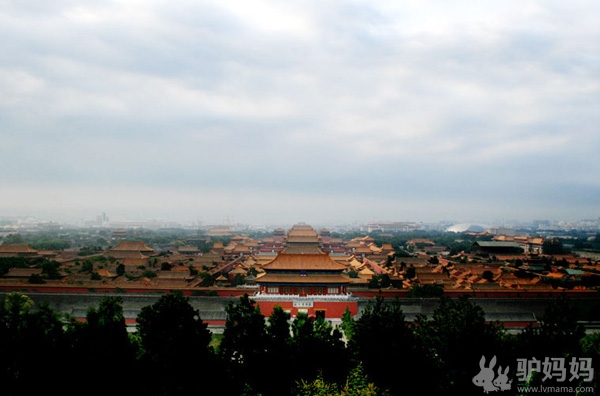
(350, 288, 600, 299)
(1, 284, 598, 300)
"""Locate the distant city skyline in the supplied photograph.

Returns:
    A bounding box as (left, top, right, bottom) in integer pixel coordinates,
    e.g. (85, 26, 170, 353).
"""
(1, 2, 598, 227)
(1, 210, 599, 232)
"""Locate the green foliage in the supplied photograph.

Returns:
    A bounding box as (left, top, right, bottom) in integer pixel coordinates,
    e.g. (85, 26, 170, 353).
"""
(2, 234, 24, 245)
(289, 312, 350, 389)
(27, 273, 46, 284)
(295, 373, 338, 396)
(0, 289, 594, 396)
(199, 272, 218, 286)
(191, 289, 218, 296)
(221, 294, 268, 365)
(367, 274, 392, 289)
(267, 305, 291, 348)
(220, 294, 269, 394)
(265, 305, 295, 395)
(79, 260, 94, 273)
(351, 296, 419, 395)
(77, 246, 104, 256)
(516, 294, 585, 358)
(41, 260, 61, 279)
(0, 293, 67, 395)
(543, 238, 565, 255)
(136, 291, 217, 395)
(295, 363, 390, 396)
(140, 270, 157, 278)
(407, 283, 444, 298)
(116, 263, 125, 276)
(482, 270, 494, 282)
(0, 257, 29, 276)
(340, 307, 355, 342)
(413, 295, 507, 395)
(3, 232, 71, 251)
(405, 264, 416, 279)
(232, 273, 246, 286)
(580, 332, 600, 356)
(1, 292, 34, 326)
(342, 363, 390, 396)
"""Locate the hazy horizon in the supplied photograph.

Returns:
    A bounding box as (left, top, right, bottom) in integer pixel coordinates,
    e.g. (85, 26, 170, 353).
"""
(2, 2, 599, 227)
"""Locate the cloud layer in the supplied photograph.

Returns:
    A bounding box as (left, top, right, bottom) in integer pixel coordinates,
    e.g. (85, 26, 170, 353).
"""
(1, 1, 599, 225)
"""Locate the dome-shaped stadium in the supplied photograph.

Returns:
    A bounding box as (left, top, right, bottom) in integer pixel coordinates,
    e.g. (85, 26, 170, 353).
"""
(445, 223, 487, 233)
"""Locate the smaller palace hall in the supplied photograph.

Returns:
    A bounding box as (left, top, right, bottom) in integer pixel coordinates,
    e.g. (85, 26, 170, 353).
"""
(254, 224, 358, 320)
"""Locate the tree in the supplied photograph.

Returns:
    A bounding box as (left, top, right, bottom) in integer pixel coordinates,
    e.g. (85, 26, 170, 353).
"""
(514, 258, 523, 267)
(116, 263, 125, 276)
(350, 296, 419, 395)
(1, 291, 33, 329)
(28, 273, 45, 284)
(267, 305, 291, 349)
(385, 255, 394, 268)
(405, 264, 416, 279)
(292, 312, 322, 379)
(65, 296, 136, 394)
(136, 291, 216, 395)
(512, 296, 588, 391)
(413, 296, 508, 395)
(220, 294, 269, 395)
(516, 295, 585, 358)
(579, 332, 600, 394)
(340, 307, 355, 342)
(232, 273, 246, 286)
(543, 238, 565, 255)
(379, 273, 391, 288)
(41, 260, 61, 279)
(2, 234, 23, 245)
(407, 283, 444, 298)
(20, 303, 67, 392)
(294, 363, 390, 396)
(0, 292, 35, 390)
(0, 293, 67, 395)
(80, 260, 94, 273)
(482, 270, 494, 282)
(312, 316, 349, 384)
(264, 305, 295, 396)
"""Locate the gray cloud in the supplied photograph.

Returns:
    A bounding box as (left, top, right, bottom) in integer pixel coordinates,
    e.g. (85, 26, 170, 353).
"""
(1, 1, 599, 225)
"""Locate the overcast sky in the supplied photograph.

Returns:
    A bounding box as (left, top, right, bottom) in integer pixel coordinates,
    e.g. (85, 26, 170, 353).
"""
(1, 1, 599, 226)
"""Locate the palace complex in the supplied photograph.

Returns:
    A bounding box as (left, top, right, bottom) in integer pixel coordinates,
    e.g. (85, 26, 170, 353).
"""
(2, 222, 600, 330)
(253, 224, 358, 320)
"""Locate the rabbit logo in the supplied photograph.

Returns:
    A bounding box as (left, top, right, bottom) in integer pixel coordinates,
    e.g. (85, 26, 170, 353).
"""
(473, 356, 512, 393)
(493, 366, 512, 391)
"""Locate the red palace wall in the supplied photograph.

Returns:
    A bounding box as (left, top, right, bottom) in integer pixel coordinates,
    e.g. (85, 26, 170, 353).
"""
(255, 299, 358, 319)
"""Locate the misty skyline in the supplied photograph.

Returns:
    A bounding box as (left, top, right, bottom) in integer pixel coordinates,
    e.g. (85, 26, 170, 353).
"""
(1, 1, 599, 226)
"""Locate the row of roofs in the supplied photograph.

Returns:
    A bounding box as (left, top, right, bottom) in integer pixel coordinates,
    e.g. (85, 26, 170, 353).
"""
(2, 228, 598, 292)
(0, 244, 59, 259)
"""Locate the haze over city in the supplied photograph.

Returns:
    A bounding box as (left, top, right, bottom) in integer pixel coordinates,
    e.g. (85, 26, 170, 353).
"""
(1, 1, 599, 226)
